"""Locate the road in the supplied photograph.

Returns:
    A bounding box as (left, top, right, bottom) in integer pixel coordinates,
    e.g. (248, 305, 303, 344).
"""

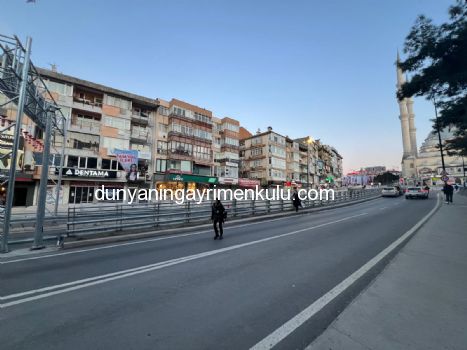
(0, 195, 436, 350)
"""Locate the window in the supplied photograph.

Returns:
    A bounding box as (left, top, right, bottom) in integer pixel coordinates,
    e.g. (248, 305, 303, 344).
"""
(155, 159, 167, 172)
(158, 106, 169, 116)
(252, 137, 263, 145)
(172, 107, 186, 117)
(44, 79, 72, 96)
(87, 157, 97, 169)
(222, 123, 239, 133)
(157, 141, 168, 154)
(269, 145, 286, 157)
(103, 137, 130, 154)
(102, 159, 123, 170)
(103, 116, 130, 130)
(159, 124, 168, 133)
(167, 160, 191, 172)
(223, 137, 239, 147)
(269, 157, 286, 169)
(33, 153, 62, 166)
(105, 95, 131, 110)
(251, 148, 262, 156)
(68, 132, 100, 151)
(67, 156, 79, 167)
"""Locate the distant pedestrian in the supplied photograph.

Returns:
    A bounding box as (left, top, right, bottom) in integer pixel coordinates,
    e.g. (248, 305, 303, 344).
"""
(443, 183, 454, 204)
(454, 184, 459, 192)
(211, 199, 225, 240)
(292, 188, 302, 212)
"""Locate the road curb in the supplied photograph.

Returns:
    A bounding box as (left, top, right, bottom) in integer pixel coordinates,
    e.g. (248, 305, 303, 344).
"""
(61, 195, 381, 250)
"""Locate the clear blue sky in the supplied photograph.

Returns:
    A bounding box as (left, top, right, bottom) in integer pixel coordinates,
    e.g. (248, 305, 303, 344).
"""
(0, 0, 454, 172)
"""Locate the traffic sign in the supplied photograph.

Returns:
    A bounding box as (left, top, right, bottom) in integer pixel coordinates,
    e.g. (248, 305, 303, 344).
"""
(441, 175, 449, 182)
(440, 170, 448, 176)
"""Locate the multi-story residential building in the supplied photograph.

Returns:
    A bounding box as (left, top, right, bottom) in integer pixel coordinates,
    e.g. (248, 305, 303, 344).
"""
(240, 127, 287, 187)
(285, 137, 300, 184)
(153, 98, 217, 191)
(316, 142, 343, 185)
(1, 67, 159, 205)
(294, 137, 319, 187)
(213, 117, 240, 186)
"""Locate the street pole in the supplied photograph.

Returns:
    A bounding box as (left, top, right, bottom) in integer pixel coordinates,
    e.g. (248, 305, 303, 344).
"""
(433, 97, 446, 175)
(1, 37, 32, 254)
(307, 144, 309, 189)
(32, 108, 53, 250)
(54, 119, 67, 215)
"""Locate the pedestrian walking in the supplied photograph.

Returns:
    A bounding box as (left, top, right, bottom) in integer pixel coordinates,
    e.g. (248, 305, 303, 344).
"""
(292, 188, 302, 212)
(211, 199, 226, 240)
(443, 183, 454, 204)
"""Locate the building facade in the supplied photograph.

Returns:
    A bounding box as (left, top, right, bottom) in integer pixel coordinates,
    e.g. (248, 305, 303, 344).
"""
(240, 127, 287, 187)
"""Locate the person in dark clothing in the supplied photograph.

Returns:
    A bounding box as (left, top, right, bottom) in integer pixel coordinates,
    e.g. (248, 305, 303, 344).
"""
(292, 188, 302, 212)
(443, 183, 454, 204)
(211, 199, 225, 239)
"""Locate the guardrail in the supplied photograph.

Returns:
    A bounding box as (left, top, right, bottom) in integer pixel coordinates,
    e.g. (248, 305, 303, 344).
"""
(65, 188, 380, 238)
(0, 188, 381, 246)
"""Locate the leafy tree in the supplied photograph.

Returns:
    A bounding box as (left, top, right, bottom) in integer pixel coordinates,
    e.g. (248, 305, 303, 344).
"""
(398, 0, 467, 156)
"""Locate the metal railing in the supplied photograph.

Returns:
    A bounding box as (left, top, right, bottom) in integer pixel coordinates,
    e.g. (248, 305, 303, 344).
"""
(65, 188, 380, 238)
(0, 189, 380, 246)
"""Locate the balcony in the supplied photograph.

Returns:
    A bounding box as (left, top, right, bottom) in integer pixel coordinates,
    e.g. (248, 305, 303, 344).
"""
(130, 129, 149, 144)
(72, 96, 103, 114)
(69, 119, 101, 135)
(131, 112, 150, 125)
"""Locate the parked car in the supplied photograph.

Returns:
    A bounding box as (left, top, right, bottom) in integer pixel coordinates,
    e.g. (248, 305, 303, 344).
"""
(405, 187, 429, 199)
(382, 186, 401, 197)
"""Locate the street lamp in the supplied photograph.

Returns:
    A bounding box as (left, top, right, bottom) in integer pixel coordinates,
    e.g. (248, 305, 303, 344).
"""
(433, 96, 447, 183)
(306, 137, 314, 189)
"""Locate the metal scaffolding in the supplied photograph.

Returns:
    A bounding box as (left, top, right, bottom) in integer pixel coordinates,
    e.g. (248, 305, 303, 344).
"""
(0, 34, 67, 253)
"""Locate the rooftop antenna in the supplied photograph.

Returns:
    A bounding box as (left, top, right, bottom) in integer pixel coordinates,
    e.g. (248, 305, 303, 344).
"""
(48, 63, 58, 72)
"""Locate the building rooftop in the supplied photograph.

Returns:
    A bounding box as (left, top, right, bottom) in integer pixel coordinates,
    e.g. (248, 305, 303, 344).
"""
(36, 67, 158, 107)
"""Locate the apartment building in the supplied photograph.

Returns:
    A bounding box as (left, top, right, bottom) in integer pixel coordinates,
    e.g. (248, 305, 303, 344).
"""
(153, 98, 217, 191)
(293, 137, 320, 187)
(317, 143, 343, 185)
(240, 127, 287, 186)
(212, 117, 241, 186)
(1, 68, 159, 205)
(285, 137, 300, 184)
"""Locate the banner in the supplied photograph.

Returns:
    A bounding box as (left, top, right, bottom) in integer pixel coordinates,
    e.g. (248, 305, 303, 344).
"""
(114, 149, 138, 172)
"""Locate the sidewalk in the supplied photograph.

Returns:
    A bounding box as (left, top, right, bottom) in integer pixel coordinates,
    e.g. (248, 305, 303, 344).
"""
(308, 192, 467, 350)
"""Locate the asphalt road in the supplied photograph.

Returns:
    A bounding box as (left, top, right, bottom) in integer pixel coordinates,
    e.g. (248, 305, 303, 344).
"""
(0, 195, 436, 350)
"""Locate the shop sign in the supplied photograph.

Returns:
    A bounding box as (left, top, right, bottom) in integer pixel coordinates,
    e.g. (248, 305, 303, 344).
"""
(238, 178, 260, 188)
(167, 173, 218, 184)
(218, 177, 239, 185)
(57, 168, 118, 178)
(225, 162, 239, 168)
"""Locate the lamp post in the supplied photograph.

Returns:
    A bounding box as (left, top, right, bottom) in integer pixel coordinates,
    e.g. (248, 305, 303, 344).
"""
(433, 96, 446, 180)
(306, 137, 314, 189)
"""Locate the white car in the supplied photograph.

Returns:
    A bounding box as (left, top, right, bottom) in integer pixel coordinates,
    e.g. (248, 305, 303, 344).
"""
(382, 186, 400, 197)
(405, 187, 429, 199)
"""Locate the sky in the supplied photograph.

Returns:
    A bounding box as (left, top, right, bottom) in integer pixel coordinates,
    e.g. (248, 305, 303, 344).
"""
(0, 0, 455, 173)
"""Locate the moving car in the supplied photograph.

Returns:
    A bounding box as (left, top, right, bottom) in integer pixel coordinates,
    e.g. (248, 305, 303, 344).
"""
(405, 187, 429, 199)
(382, 186, 401, 197)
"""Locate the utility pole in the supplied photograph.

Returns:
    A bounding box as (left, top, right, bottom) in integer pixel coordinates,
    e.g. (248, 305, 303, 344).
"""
(1, 37, 32, 253)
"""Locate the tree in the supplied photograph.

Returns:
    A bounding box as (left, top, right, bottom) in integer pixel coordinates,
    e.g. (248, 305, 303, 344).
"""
(374, 172, 399, 185)
(398, 0, 467, 156)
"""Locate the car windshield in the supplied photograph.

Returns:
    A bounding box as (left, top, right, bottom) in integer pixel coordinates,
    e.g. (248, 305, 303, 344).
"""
(383, 187, 395, 190)
(407, 187, 420, 191)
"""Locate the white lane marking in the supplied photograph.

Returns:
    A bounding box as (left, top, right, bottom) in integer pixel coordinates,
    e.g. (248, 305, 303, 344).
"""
(1, 199, 379, 265)
(250, 194, 440, 350)
(379, 207, 388, 210)
(0, 213, 368, 308)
